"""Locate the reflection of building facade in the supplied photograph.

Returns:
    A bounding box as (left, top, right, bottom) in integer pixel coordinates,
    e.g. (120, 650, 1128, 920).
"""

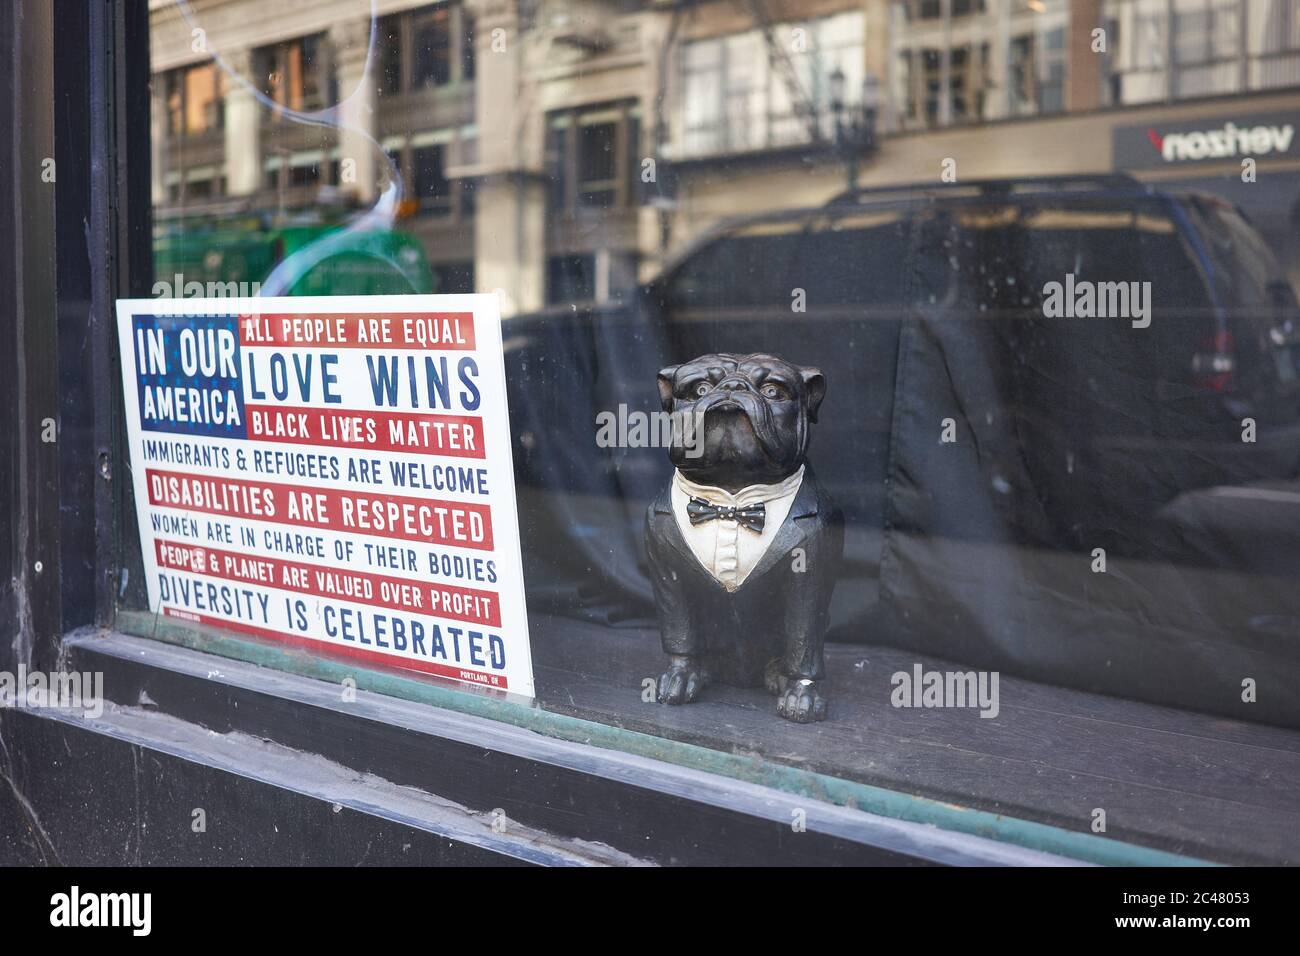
(150, 0, 1300, 315)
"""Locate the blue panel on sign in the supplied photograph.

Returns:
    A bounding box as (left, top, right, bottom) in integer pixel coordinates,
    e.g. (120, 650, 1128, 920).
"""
(132, 314, 247, 439)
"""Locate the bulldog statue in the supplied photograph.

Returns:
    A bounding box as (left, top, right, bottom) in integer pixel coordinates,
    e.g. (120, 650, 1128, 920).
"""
(645, 353, 843, 723)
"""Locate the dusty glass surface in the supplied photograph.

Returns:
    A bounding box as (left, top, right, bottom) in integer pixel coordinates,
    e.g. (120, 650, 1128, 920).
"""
(126, 0, 1300, 858)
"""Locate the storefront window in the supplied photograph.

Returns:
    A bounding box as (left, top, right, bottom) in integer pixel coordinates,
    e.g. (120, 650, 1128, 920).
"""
(101, 0, 1300, 867)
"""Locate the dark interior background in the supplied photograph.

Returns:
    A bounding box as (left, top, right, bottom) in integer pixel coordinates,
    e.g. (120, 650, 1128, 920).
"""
(505, 189, 1300, 730)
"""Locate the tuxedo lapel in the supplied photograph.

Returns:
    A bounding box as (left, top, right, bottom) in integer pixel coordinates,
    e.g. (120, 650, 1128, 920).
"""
(745, 476, 820, 584)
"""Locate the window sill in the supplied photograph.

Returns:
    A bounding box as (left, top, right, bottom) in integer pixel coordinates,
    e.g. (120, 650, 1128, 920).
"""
(93, 615, 1213, 865)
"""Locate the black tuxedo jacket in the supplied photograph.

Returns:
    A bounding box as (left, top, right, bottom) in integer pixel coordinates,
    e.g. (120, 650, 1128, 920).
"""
(644, 466, 844, 686)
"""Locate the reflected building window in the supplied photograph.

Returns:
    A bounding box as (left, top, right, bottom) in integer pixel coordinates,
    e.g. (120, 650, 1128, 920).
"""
(288, 159, 322, 189)
(1102, 0, 1253, 104)
(253, 33, 336, 116)
(383, 127, 476, 221)
(1099, 0, 1295, 103)
(163, 61, 225, 138)
(461, 11, 476, 82)
(949, 44, 989, 121)
(577, 117, 618, 208)
(1247, 0, 1300, 90)
(375, 2, 474, 95)
(546, 102, 641, 215)
(1100, 0, 1171, 104)
(546, 254, 596, 304)
(891, 0, 1065, 129)
(159, 61, 226, 205)
(412, 143, 452, 217)
(543, 100, 643, 307)
(432, 261, 475, 295)
(378, 13, 403, 96)
(1009, 19, 1065, 115)
(899, 0, 987, 19)
(412, 6, 453, 88)
(1172, 0, 1243, 97)
(677, 11, 866, 158)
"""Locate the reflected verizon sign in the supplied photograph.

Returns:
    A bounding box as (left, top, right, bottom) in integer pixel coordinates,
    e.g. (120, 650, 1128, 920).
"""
(1114, 111, 1298, 169)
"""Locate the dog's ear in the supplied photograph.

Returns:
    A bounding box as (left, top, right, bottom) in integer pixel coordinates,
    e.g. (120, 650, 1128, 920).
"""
(800, 367, 826, 423)
(657, 365, 680, 412)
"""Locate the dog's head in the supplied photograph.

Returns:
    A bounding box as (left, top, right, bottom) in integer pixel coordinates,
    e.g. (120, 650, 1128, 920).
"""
(657, 352, 826, 490)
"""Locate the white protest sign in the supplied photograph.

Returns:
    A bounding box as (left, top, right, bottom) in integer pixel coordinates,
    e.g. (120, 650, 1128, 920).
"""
(115, 295, 535, 697)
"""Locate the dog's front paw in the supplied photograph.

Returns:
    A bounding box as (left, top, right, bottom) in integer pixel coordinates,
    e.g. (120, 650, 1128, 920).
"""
(777, 678, 828, 723)
(657, 657, 708, 705)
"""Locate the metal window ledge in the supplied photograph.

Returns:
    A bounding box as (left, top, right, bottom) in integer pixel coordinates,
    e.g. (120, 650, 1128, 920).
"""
(0, 629, 1117, 866)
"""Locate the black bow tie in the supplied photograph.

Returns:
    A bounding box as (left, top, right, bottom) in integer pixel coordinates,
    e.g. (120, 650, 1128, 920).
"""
(687, 496, 766, 533)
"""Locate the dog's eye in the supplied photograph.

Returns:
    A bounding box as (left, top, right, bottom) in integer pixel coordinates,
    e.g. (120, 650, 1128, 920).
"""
(761, 383, 787, 400)
(694, 383, 711, 397)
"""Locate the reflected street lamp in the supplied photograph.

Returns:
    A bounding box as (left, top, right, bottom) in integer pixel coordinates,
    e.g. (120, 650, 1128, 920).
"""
(829, 68, 879, 191)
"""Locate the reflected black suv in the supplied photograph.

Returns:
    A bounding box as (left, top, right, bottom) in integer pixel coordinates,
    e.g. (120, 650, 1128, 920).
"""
(647, 174, 1300, 550)
(506, 174, 1300, 726)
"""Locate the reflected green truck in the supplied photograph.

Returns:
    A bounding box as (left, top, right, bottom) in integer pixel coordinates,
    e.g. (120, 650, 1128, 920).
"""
(154, 216, 436, 297)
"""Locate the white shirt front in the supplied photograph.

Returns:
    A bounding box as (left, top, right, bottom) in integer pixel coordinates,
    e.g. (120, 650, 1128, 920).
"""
(671, 466, 804, 592)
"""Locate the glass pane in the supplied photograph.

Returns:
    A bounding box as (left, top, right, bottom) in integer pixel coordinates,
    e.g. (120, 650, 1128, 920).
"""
(131, 0, 1300, 864)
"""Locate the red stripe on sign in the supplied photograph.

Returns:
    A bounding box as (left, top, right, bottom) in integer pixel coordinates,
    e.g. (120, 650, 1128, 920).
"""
(145, 468, 494, 550)
(238, 313, 475, 350)
(245, 404, 486, 459)
(161, 607, 508, 689)
(155, 539, 502, 627)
